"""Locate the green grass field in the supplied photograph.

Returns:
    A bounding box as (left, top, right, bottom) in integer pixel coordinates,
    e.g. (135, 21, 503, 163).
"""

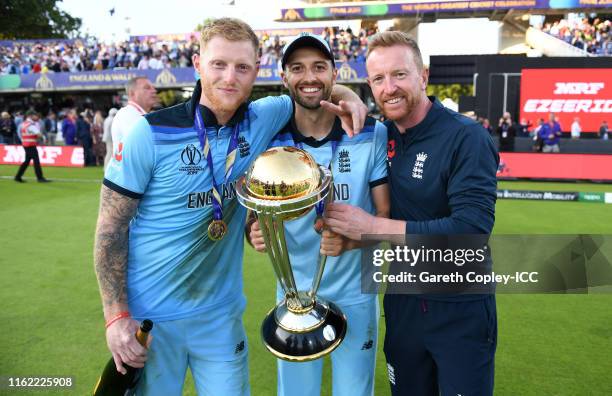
(1, 165, 611, 395)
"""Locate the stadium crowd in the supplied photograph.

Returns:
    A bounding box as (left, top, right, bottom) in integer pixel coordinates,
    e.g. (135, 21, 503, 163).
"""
(539, 17, 611, 55)
(0, 35, 199, 75)
(1, 26, 378, 75)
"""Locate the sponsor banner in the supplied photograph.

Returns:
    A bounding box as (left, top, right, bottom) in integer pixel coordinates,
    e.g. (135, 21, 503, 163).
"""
(578, 192, 605, 203)
(279, 0, 611, 20)
(519, 68, 612, 132)
(0, 62, 366, 92)
(606, 193, 612, 204)
(497, 153, 612, 181)
(0, 145, 84, 167)
(496, 189, 578, 201)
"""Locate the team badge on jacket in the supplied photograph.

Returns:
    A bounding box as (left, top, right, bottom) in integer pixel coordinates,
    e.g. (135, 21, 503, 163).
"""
(412, 152, 428, 179)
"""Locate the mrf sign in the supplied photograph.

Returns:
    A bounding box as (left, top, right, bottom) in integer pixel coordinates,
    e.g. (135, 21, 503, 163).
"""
(519, 68, 612, 132)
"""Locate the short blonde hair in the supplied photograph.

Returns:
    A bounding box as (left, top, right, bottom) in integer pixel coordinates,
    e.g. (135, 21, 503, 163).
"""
(199, 18, 259, 56)
(367, 31, 423, 71)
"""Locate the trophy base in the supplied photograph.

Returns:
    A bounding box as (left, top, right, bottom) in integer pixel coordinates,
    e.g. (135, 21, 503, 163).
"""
(261, 298, 347, 362)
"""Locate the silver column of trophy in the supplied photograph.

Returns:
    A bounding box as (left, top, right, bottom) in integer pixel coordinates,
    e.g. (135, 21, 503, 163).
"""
(236, 146, 347, 362)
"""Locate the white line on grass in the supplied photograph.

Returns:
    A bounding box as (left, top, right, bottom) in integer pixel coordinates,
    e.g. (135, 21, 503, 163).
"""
(0, 176, 101, 183)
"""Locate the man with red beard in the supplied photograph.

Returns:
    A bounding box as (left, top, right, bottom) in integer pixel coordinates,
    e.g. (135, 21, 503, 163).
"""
(94, 18, 367, 396)
(325, 31, 499, 396)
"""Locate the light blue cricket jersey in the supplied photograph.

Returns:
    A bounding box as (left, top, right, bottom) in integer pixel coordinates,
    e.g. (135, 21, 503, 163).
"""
(269, 115, 388, 306)
(103, 81, 292, 321)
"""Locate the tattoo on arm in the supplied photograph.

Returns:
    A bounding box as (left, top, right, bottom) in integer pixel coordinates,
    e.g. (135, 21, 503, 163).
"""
(94, 185, 139, 316)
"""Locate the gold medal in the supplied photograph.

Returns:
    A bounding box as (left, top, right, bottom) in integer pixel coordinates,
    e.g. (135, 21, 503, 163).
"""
(208, 219, 228, 241)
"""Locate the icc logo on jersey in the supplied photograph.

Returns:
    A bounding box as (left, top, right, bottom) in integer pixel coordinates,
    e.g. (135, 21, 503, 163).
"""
(181, 144, 202, 165)
(179, 144, 205, 175)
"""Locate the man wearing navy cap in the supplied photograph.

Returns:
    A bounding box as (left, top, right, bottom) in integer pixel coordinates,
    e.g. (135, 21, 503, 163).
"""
(248, 33, 390, 396)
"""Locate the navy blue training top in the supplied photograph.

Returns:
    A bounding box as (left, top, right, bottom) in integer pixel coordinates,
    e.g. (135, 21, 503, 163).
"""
(385, 97, 499, 236)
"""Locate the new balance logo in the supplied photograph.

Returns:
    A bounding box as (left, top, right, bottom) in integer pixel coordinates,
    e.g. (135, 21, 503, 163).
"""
(361, 340, 374, 350)
(235, 340, 245, 354)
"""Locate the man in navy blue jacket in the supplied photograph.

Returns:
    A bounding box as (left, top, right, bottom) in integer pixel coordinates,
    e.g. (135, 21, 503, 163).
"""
(326, 31, 499, 396)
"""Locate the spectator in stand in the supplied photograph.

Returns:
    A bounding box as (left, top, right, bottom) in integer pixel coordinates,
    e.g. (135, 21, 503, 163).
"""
(539, 113, 562, 153)
(102, 108, 118, 169)
(540, 16, 611, 55)
(600, 120, 609, 140)
(44, 111, 58, 145)
(570, 117, 581, 139)
(14, 110, 50, 183)
(497, 112, 516, 152)
(137, 54, 150, 69)
(1, 111, 16, 144)
(62, 109, 77, 145)
(92, 110, 106, 166)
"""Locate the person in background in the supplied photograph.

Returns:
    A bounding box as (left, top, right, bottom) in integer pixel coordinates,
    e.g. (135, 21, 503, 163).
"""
(482, 118, 493, 134)
(0, 111, 16, 144)
(62, 109, 77, 145)
(540, 113, 562, 153)
(532, 118, 545, 152)
(497, 112, 516, 152)
(14, 110, 50, 183)
(103, 108, 118, 169)
(92, 110, 106, 166)
(14, 111, 23, 143)
(44, 111, 58, 145)
(110, 77, 160, 150)
(570, 117, 581, 139)
(77, 111, 95, 166)
(518, 117, 531, 137)
(599, 120, 609, 140)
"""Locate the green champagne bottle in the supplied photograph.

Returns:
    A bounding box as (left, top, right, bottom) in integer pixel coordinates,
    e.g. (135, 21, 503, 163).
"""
(93, 319, 153, 396)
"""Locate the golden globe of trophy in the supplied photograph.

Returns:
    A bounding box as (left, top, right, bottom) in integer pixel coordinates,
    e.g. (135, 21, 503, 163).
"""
(236, 146, 347, 361)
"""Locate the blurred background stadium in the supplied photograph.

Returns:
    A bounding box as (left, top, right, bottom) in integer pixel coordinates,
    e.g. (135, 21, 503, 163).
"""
(1, 0, 611, 395)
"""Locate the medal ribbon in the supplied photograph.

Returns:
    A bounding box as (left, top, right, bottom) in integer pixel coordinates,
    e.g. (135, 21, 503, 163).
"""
(295, 139, 338, 217)
(194, 107, 240, 221)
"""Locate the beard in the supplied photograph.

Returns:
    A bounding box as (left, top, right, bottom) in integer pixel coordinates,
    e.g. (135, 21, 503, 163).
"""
(201, 79, 250, 115)
(378, 89, 421, 122)
(288, 84, 332, 111)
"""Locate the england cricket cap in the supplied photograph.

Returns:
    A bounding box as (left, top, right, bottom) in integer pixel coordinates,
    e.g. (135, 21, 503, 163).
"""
(281, 33, 335, 69)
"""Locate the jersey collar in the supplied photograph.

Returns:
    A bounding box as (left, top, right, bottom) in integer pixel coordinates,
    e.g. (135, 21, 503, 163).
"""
(282, 105, 344, 148)
(127, 101, 146, 115)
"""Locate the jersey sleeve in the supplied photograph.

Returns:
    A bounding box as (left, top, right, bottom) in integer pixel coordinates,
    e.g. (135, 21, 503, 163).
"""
(250, 95, 293, 143)
(369, 120, 388, 188)
(103, 117, 155, 199)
